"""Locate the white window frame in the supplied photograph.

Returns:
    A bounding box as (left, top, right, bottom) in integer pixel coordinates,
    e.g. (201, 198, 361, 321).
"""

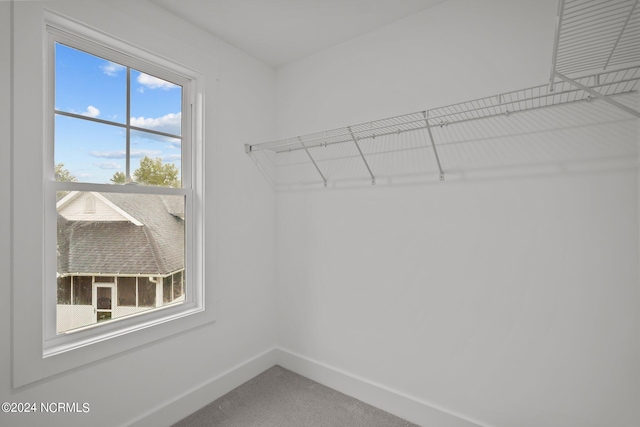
(41, 14, 207, 358)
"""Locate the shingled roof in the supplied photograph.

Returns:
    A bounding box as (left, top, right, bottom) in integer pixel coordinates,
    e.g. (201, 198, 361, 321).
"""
(57, 192, 184, 276)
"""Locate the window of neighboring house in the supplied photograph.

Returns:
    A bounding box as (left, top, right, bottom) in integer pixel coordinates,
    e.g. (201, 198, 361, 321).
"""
(84, 194, 95, 213)
(44, 22, 205, 357)
(117, 276, 161, 308)
(174, 270, 184, 298)
(117, 277, 137, 306)
(162, 270, 185, 304)
(57, 276, 71, 304)
(163, 275, 173, 303)
(138, 277, 157, 307)
(73, 276, 93, 305)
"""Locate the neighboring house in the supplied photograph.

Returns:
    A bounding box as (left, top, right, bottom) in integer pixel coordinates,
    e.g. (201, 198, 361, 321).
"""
(56, 190, 185, 333)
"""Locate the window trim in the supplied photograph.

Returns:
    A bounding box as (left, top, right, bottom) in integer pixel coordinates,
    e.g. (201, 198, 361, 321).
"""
(41, 12, 207, 358)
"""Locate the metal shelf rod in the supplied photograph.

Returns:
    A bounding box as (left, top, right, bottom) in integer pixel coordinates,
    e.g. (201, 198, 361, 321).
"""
(424, 111, 445, 181)
(251, 74, 638, 153)
(298, 136, 327, 187)
(605, 0, 639, 69)
(348, 127, 376, 185)
(555, 71, 640, 117)
(259, 87, 635, 156)
(251, 89, 636, 154)
(550, 0, 566, 87)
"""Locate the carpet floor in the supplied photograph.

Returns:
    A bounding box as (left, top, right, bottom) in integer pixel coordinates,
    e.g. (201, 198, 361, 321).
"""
(172, 365, 419, 427)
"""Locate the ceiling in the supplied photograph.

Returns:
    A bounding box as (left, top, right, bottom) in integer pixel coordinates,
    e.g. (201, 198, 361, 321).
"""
(149, 0, 445, 68)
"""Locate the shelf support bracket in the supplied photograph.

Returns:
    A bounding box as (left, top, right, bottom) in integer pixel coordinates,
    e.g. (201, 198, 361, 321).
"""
(298, 137, 327, 188)
(555, 72, 640, 118)
(347, 127, 375, 185)
(603, 0, 638, 70)
(549, 0, 565, 92)
(424, 111, 445, 181)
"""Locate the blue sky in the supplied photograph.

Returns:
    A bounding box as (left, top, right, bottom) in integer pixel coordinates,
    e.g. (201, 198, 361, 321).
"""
(55, 43, 182, 185)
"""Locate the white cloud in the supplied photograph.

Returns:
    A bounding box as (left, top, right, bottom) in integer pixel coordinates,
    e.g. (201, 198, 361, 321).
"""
(94, 161, 121, 170)
(137, 73, 179, 90)
(90, 149, 160, 159)
(80, 105, 100, 118)
(130, 149, 162, 158)
(130, 112, 181, 136)
(89, 151, 126, 159)
(101, 61, 125, 76)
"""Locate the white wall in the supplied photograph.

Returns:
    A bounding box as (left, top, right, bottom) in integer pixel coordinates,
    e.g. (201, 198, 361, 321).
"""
(0, 2, 13, 425)
(276, 0, 558, 136)
(2, 1, 277, 426)
(275, 1, 640, 427)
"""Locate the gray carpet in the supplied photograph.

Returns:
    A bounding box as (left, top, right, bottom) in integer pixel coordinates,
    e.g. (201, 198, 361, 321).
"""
(172, 365, 419, 427)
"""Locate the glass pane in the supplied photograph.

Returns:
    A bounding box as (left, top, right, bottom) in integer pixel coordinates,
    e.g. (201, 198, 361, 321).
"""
(55, 43, 126, 125)
(173, 271, 184, 299)
(73, 276, 92, 305)
(56, 192, 185, 333)
(96, 287, 112, 310)
(55, 114, 126, 184)
(57, 276, 71, 305)
(138, 278, 156, 307)
(130, 69, 182, 137)
(56, 276, 93, 333)
(130, 130, 181, 187)
(117, 278, 136, 306)
(163, 276, 172, 303)
(97, 312, 112, 323)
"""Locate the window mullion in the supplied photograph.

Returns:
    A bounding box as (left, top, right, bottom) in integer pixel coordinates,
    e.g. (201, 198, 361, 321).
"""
(49, 180, 190, 196)
(126, 66, 131, 181)
(55, 110, 128, 129)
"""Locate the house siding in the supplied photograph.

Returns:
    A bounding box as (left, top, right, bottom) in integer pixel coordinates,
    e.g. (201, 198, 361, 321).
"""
(59, 192, 131, 222)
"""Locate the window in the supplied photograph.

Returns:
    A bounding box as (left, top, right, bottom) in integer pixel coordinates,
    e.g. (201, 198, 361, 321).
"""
(84, 194, 95, 213)
(57, 276, 72, 305)
(73, 276, 93, 305)
(117, 277, 137, 307)
(161, 271, 185, 304)
(43, 20, 205, 357)
(138, 277, 157, 307)
(53, 41, 186, 334)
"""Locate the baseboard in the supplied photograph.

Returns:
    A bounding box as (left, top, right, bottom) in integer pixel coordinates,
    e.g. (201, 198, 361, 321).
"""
(127, 345, 490, 427)
(275, 347, 491, 427)
(127, 346, 279, 427)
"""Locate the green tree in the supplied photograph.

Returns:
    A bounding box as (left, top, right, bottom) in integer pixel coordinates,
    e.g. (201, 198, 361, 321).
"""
(110, 171, 126, 184)
(55, 163, 76, 201)
(133, 156, 179, 187)
(55, 163, 76, 182)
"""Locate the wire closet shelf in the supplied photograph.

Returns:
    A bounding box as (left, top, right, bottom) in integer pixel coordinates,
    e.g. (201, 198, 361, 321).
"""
(550, 0, 640, 80)
(247, 0, 640, 189)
